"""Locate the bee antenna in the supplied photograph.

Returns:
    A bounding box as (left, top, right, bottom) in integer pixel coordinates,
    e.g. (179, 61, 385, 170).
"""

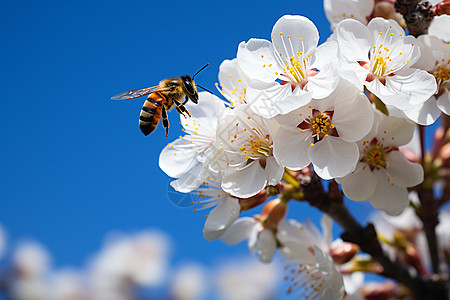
(196, 84, 214, 95)
(193, 63, 210, 79)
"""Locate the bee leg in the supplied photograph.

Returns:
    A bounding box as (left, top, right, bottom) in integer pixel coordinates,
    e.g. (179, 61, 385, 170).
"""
(174, 99, 191, 118)
(181, 95, 188, 105)
(162, 106, 169, 137)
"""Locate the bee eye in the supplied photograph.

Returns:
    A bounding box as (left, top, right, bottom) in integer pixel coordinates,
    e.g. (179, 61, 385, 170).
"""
(184, 81, 195, 95)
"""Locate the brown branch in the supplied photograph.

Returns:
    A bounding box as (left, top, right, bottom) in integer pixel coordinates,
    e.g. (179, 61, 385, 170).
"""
(297, 172, 449, 299)
(395, 0, 435, 37)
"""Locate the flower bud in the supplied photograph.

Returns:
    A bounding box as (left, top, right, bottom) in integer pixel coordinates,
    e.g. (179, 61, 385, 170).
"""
(329, 242, 359, 265)
(433, 0, 450, 16)
(360, 281, 396, 300)
(404, 244, 428, 276)
(373, 2, 405, 26)
(260, 198, 287, 229)
(239, 189, 268, 211)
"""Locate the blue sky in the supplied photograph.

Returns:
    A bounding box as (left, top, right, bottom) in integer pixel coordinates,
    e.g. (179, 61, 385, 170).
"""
(0, 0, 381, 296)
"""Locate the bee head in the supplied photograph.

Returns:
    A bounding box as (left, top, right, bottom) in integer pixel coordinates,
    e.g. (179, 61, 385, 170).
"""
(181, 75, 199, 104)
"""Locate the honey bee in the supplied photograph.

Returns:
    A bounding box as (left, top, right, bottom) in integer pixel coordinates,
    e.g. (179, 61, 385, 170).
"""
(111, 64, 211, 136)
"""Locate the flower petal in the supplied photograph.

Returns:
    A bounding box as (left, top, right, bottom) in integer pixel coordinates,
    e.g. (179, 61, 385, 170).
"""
(375, 114, 415, 147)
(310, 137, 359, 179)
(369, 170, 410, 215)
(336, 19, 371, 62)
(402, 96, 441, 125)
(271, 15, 319, 59)
(220, 217, 255, 245)
(247, 81, 311, 118)
(273, 126, 311, 170)
(264, 157, 284, 186)
(314, 246, 345, 300)
(237, 39, 280, 83)
(386, 151, 423, 188)
(255, 229, 277, 263)
(437, 92, 450, 115)
(222, 161, 267, 198)
(203, 197, 240, 241)
(328, 79, 374, 142)
(218, 58, 250, 106)
(339, 164, 377, 201)
(159, 139, 199, 178)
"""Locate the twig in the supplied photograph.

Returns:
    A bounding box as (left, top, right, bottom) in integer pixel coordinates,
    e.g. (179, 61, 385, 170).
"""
(395, 0, 435, 37)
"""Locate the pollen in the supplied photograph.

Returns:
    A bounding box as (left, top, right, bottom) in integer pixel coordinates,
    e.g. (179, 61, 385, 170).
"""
(261, 54, 264, 58)
(364, 145, 387, 170)
(215, 83, 219, 86)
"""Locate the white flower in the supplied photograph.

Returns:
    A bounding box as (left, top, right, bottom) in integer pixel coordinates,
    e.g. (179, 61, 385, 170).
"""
(159, 92, 226, 192)
(324, 0, 374, 29)
(216, 58, 250, 107)
(49, 270, 86, 300)
(336, 111, 424, 215)
(413, 34, 450, 118)
(273, 79, 374, 179)
(171, 263, 208, 300)
(277, 216, 345, 300)
(214, 259, 279, 300)
(237, 15, 339, 118)
(336, 17, 437, 122)
(215, 105, 283, 198)
(220, 217, 277, 263)
(90, 231, 171, 296)
(13, 242, 51, 278)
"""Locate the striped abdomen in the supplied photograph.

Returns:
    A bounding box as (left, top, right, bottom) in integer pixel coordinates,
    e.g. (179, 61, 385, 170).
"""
(139, 92, 164, 136)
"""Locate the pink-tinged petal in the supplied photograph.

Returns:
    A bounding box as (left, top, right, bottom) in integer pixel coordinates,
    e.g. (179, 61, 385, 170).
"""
(369, 170, 410, 216)
(314, 246, 345, 300)
(329, 80, 374, 142)
(203, 197, 240, 241)
(307, 62, 339, 99)
(273, 127, 311, 170)
(375, 114, 415, 147)
(264, 157, 284, 186)
(222, 161, 267, 198)
(336, 19, 371, 62)
(271, 15, 319, 58)
(384, 68, 437, 106)
(386, 151, 423, 188)
(159, 139, 199, 178)
(437, 91, 450, 115)
(340, 164, 377, 201)
(237, 39, 281, 83)
(255, 229, 277, 263)
(220, 217, 255, 245)
(310, 137, 359, 179)
(403, 96, 441, 125)
(247, 82, 311, 118)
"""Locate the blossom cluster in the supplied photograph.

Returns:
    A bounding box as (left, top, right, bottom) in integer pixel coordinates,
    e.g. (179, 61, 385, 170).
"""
(0, 224, 279, 300)
(158, 0, 450, 298)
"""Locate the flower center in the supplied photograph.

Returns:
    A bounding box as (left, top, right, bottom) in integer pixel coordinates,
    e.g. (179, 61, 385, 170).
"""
(298, 110, 337, 144)
(434, 59, 450, 87)
(287, 56, 307, 83)
(364, 145, 387, 170)
(239, 136, 272, 160)
(371, 54, 390, 77)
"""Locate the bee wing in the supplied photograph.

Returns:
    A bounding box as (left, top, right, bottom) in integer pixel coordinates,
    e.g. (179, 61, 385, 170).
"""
(167, 183, 199, 208)
(111, 86, 171, 100)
